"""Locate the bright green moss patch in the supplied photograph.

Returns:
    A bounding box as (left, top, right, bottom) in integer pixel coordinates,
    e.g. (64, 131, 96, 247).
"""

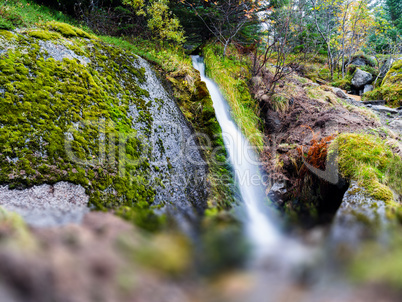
(329, 133, 401, 203)
(203, 43, 264, 151)
(363, 60, 402, 107)
(46, 21, 96, 39)
(0, 29, 16, 39)
(27, 29, 61, 40)
(332, 75, 352, 91)
(0, 31, 155, 210)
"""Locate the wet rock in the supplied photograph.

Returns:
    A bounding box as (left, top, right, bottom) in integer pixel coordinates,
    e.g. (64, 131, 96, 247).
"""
(136, 57, 208, 217)
(268, 182, 287, 204)
(0, 182, 89, 227)
(264, 109, 281, 134)
(371, 105, 398, 114)
(352, 69, 373, 89)
(362, 100, 386, 106)
(332, 87, 347, 99)
(363, 84, 373, 94)
(329, 181, 390, 249)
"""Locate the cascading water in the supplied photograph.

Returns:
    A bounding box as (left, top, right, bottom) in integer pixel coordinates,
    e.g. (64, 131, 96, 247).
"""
(192, 55, 281, 253)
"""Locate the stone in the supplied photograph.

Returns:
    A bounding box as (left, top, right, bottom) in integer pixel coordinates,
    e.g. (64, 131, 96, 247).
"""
(316, 78, 328, 85)
(351, 68, 373, 88)
(363, 84, 373, 94)
(268, 182, 287, 204)
(362, 100, 386, 106)
(371, 105, 398, 114)
(329, 181, 389, 249)
(345, 97, 364, 107)
(390, 120, 402, 129)
(350, 57, 368, 66)
(332, 87, 348, 99)
(0, 182, 89, 227)
(261, 94, 270, 102)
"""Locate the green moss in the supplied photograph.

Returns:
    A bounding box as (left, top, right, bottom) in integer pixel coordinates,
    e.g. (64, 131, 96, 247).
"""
(27, 29, 61, 40)
(0, 30, 155, 210)
(45, 21, 96, 39)
(364, 60, 402, 107)
(329, 133, 400, 203)
(331, 75, 352, 91)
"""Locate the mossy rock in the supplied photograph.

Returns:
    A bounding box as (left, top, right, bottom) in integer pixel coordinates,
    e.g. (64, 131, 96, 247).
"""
(0, 27, 155, 210)
(329, 133, 401, 204)
(364, 60, 402, 107)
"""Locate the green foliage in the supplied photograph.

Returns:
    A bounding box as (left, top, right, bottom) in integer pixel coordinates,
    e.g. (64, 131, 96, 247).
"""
(122, 0, 185, 45)
(330, 133, 401, 203)
(147, 0, 185, 44)
(204, 42, 264, 151)
(0, 15, 14, 30)
(386, 0, 402, 33)
(0, 0, 74, 27)
(332, 75, 353, 91)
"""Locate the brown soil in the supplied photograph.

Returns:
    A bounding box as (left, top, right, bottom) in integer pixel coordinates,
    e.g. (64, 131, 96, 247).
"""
(251, 69, 383, 222)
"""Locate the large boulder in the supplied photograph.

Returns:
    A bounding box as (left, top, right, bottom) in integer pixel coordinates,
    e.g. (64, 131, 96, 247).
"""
(352, 68, 373, 89)
(0, 23, 208, 223)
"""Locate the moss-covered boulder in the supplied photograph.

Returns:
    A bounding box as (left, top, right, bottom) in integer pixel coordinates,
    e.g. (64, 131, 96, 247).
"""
(0, 23, 208, 217)
(363, 60, 402, 107)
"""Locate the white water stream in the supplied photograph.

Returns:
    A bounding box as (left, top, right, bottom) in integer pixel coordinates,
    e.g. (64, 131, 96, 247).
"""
(192, 56, 281, 253)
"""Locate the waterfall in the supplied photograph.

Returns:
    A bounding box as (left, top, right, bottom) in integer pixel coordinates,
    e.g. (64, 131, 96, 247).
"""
(192, 56, 281, 254)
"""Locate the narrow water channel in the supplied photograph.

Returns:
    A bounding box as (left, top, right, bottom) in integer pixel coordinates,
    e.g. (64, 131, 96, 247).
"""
(192, 55, 281, 255)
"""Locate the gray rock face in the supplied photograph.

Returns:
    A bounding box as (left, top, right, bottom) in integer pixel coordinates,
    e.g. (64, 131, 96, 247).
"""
(332, 87, 348, 99)
(329, 181, 390, 249)
(363, 84, 373, 94)
(352, 68, 373, 88)
(135, 57, 208, 218)
(390, 120, 402, 129)
(371, 105, 398, 114)
(267, 182, 287, 204)
(39, 40, 90, 65)
(0, 182, 89, 227)
(350, 57, 369, 66)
